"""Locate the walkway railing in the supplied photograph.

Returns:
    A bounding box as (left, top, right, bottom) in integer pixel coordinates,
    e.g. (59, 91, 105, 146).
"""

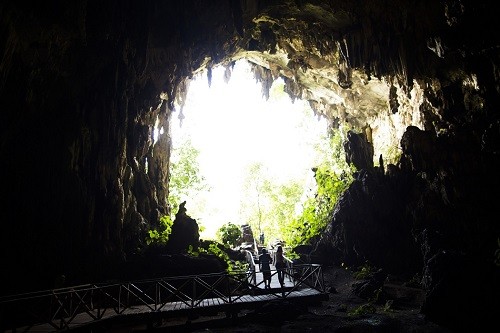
(0, 264, 325, 331)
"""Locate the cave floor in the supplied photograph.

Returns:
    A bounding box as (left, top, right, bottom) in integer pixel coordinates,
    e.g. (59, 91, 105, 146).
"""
(106, 266, 453, 333)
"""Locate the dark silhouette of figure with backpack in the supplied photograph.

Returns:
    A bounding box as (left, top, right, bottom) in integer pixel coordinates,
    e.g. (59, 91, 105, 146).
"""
(259, 248, 272, 288)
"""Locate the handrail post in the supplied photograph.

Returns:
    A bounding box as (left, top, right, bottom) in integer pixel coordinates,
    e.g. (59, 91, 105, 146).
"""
(96, 285, 102, 319)
(118, 284, 122, 314)
(155, 282, 159, 311)
(228, 272, 232, 304)
(192, 277, 195, 309)
(320, 265, 325, 292)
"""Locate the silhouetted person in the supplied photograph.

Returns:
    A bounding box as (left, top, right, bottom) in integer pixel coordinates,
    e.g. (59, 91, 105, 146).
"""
(275, 245, 286, 287)
(259, 248, 272, 289)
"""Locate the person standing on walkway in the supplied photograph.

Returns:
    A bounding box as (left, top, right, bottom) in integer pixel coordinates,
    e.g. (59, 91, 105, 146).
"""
(275, 245, 286, 287)
(259, 248, 272, 289)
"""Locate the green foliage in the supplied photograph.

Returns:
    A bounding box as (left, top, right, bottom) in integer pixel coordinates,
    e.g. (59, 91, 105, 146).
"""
(283, 129, 354, 248)
(347, 284, 384, 316)
(314, 127, 353, 175)
(188, 242, 248, 274)
(237, 127, 355, 250)
(216, 222, 242, 248)
(353, 262, 375, 280)
(145, 137, 206, 248)
(146, 215, 174, 245)
(348, 303, 377, 317)
(382, 300, 394, 312)
(168, 138, 206, 217)
(282, 250, 300, 260)
(237, 117, 357, 250)
(281, 198, 315, 248)
(260, 180, 304, 245)
(347, 282, 384, 316)
(240, 162, 266, 238)
(269, 79, 287, 101)
(348, 263, 383, 317)
(381, 144, 402, 166)
(369, 287, 383, 304)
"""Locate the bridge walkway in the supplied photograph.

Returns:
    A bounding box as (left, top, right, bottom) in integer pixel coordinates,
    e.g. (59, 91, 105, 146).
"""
(1, 263, 327, 332)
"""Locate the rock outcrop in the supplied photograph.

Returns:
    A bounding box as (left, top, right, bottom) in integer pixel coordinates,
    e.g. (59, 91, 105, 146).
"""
(312, 125, 499, 330)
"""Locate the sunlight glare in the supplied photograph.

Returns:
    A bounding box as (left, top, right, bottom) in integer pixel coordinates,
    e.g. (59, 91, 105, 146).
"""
(171, 60, 328, 239)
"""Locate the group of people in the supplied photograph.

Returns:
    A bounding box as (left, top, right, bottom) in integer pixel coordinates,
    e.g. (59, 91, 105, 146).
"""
(258, 245, 286, 289)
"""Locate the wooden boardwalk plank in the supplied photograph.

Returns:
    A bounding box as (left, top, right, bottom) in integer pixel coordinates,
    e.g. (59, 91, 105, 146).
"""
(3, 265, 326, 333)
(4, 288, 327, 333)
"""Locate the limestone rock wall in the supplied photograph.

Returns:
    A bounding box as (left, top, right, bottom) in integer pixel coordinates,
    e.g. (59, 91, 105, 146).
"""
(0, 0, 239, 294)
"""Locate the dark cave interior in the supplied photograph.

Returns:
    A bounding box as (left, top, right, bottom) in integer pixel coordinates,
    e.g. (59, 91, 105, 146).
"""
(1, 0, 499, 331)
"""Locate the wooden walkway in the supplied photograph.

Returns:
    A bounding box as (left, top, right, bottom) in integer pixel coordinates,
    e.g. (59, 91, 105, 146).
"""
(0, 264, 328, 332)
(11, 288, 323, 332)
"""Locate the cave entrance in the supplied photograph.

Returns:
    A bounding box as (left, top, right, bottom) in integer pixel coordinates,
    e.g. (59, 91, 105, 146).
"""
(169, 59, 334, 242)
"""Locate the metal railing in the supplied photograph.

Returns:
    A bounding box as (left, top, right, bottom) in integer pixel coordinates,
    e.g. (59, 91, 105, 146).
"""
(0, 264, 325, 332)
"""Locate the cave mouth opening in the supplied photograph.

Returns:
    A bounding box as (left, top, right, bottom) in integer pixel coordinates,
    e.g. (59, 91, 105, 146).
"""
(167, 59, 334, 242)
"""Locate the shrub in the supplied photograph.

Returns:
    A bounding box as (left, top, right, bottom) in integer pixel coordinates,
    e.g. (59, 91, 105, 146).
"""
(146, 215, 174, 245)
(216, 222, 242, 248)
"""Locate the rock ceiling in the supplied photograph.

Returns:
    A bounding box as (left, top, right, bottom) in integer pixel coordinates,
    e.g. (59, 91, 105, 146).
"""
(169, 0, 488, 163)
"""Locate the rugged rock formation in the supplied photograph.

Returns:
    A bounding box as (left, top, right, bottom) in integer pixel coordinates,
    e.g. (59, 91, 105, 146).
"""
(164, 201, 200, 254)
(1, 0, 499, 330)
(311, 125, 499, 330)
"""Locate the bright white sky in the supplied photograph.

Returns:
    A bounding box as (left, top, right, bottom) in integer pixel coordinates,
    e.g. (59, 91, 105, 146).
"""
(170, 60, 328, 239)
